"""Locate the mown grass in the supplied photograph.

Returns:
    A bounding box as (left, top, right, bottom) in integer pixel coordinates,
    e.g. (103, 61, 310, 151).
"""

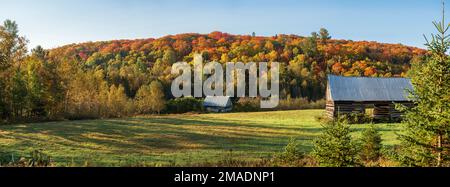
(0, 110, 401, 166)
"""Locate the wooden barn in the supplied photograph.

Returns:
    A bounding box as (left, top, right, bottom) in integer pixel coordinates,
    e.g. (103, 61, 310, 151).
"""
(326, 75, 414, 120)
(203, 96, 233, 113)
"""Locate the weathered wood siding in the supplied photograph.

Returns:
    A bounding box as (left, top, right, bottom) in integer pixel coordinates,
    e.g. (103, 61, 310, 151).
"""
(373, 102, 413, 120)
(326, 75, 414, 121)
(326, 100, 335, 118)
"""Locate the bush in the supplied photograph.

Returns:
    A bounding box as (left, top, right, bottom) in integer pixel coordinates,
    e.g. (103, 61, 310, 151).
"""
(312, 121, 360, 167)
(359, 125, 383, 162)
(277, 98, 326, 110)
(166, 97, 203, 114)
(338, 113, 373, 124)
(273, 138, 305, 166)
(233, 97, 326, 112)
(234, 98, 260, 112)
(0, 149, 52, 167)
(186, 148, 312, 167)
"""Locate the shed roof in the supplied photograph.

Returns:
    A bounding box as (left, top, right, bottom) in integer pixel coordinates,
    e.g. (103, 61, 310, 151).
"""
(203, 96, 232, 107)
(328, 75, 413, 102)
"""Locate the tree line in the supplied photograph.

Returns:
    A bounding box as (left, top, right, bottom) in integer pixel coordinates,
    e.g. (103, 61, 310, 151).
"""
(1, 19, 426, 123)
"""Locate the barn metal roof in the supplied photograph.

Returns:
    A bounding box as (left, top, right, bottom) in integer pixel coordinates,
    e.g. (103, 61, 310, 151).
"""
(328, 75, 413, 102)
(203, 96, 233, 107)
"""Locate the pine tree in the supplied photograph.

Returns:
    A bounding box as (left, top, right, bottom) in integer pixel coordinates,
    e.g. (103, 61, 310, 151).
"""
(319, 28, 331, 44)
(359, 125, 383, 162)
(312, 121, 360, 167)
(397, 3, 450, 167)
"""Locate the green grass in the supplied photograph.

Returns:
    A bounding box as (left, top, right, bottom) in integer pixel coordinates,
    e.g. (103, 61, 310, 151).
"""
(0, 110, 401, 166)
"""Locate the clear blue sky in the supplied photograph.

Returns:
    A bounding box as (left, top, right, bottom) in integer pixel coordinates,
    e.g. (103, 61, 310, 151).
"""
(0, 0, 444, 49)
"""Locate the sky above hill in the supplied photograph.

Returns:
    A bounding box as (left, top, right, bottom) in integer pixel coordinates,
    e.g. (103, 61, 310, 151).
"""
(0, 0, 444, 49)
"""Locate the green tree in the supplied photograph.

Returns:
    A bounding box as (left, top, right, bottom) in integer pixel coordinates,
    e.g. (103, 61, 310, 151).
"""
(312, 121, 360, 167)
(26, 60, 46, 117)
(162, 48, 176, 65)
(274, 138, 304, 166)
(11, 70, 28, 119)
(359, 125, 383, 162)
(0, 77, 7, 120)
(300, 32, 319, 59)
(319, 28, 331, 44)
(396, 6, 450, 167)
(31, 45, 46, 60)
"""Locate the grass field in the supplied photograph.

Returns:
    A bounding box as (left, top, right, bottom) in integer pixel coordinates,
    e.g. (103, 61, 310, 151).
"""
(0, 110, 401, 166)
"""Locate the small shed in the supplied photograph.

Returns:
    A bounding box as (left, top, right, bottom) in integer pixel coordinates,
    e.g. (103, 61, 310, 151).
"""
(326, 75, 414, 120)
(203, 96, 233, 113)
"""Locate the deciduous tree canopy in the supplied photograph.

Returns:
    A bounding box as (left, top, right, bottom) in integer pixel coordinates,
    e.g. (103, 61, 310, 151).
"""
(0, 20, 427, 122)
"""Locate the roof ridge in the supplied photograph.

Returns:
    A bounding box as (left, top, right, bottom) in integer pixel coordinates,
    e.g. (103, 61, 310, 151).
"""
(328, 74, 411, 80)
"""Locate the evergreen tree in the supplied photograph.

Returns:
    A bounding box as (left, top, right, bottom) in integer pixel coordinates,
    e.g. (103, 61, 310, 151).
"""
(300, 33, 319, 59)
(319, 28, 331, 44)
(312, 121, 360, 167)
(397, 4, 450, 167)
(274, 137, 304, 165)
(359, 125, 383, 162)
(31, 45, 46, 60)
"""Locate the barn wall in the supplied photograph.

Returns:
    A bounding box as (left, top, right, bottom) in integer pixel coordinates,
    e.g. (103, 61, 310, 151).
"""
(373, 102, 413, 120)
(334, 102, 365, 116)
(327, 101, 366, 119)
(325, 83, 335, 118)
(326, 100, 335, 119)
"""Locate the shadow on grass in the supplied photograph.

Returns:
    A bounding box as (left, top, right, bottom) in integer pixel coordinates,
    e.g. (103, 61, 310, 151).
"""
(0, 116, 323, 158)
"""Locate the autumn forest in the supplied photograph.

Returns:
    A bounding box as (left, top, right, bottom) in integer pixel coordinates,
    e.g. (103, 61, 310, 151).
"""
(0, 20, 427, 123)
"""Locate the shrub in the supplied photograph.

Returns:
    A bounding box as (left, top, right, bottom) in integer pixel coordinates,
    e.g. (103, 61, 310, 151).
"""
(234, 98, 260, 112)
(233, 97, 326, 112)
(277, 98, 326, 110)
(166, 97, 203, 114)
(338, 113, 373, 124)
(359, 125, 383, 162)
(312, 121, 360, 167)
(28, 149, 52, 167)
(273, 138, 305, 166)
(0, 149, 52, 167)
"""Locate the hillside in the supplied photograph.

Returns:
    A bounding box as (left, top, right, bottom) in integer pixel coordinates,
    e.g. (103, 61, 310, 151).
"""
(50, 32, 426, 65)
(1, 28, 429, 122)
(47, 31, 427, 101)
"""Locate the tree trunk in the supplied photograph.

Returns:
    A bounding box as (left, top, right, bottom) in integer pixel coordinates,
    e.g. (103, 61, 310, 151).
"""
(438, 134, 442, 167)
